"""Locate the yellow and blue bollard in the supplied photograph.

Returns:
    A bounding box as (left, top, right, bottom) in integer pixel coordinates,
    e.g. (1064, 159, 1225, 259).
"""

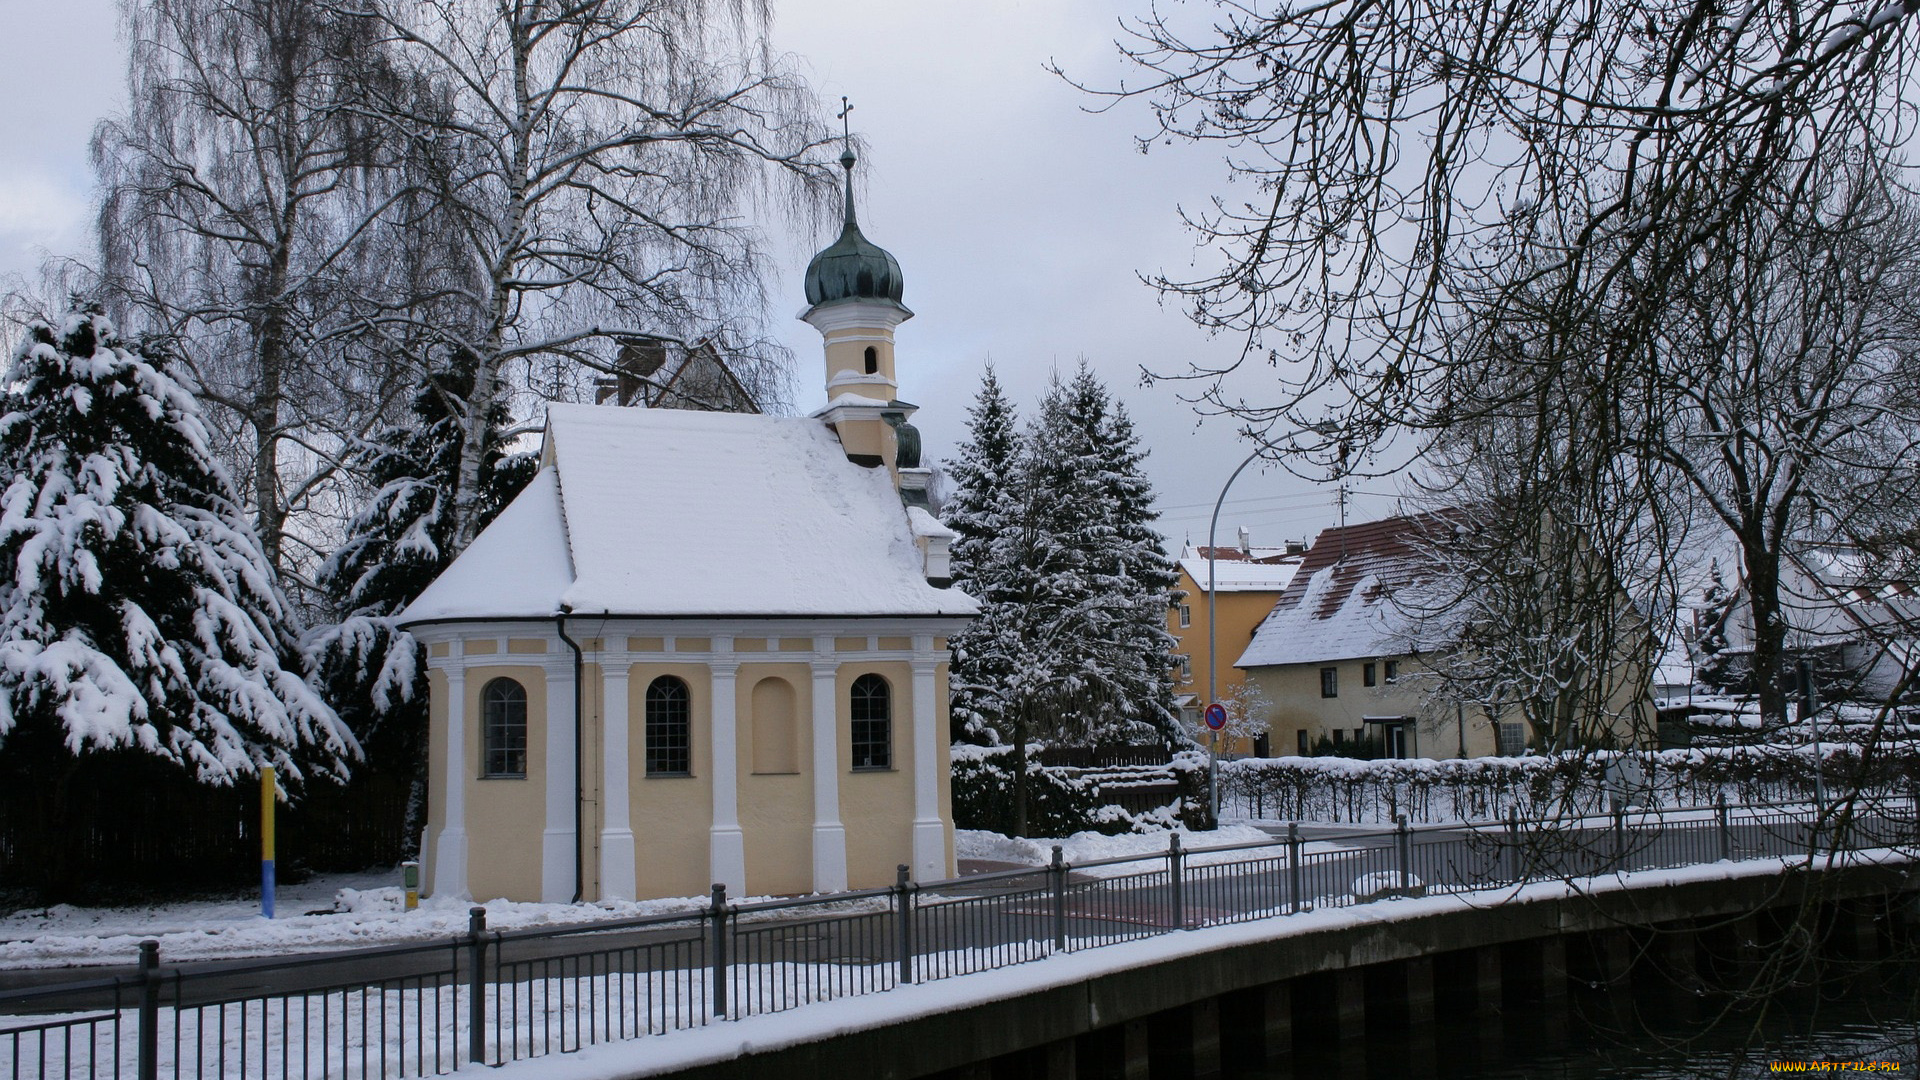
(261, 766, 276, 919)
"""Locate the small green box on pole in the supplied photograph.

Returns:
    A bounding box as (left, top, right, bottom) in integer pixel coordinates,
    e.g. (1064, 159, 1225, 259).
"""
(402, 861, 420, 910)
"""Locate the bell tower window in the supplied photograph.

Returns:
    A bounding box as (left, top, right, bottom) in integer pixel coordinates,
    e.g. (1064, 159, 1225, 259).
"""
(863, 346, 878, 374)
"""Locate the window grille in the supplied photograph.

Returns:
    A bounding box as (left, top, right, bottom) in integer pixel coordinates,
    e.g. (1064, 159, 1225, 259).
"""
(482, 678, 528, 778)
(646, 677, 692, 776)
(851, 674, 892, 770)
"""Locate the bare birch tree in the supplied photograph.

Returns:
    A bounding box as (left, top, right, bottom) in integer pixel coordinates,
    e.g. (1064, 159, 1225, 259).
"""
(346, 0, 833, 550)
(94, 0, 418, 579)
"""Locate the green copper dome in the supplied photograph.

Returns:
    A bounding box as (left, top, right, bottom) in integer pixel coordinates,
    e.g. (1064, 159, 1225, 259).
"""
(804, 148, 904, 308)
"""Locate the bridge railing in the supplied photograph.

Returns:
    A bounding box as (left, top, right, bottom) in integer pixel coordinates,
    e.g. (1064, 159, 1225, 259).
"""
(3, 798, 1911, 1079)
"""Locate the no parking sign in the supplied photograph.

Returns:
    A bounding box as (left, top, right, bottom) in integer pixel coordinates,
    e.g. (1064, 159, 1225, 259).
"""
(1203, 702, 1228, 731)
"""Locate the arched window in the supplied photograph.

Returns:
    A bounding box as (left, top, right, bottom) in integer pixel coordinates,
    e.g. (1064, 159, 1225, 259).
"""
(481, 678, 528, 778)
(850, 674, 891, 770)
(863, 346, 878, 375)
(646, 676, 692, 776)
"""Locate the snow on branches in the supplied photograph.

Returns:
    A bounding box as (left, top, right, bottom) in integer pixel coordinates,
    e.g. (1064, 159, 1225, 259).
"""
(0, 310, 353, 787)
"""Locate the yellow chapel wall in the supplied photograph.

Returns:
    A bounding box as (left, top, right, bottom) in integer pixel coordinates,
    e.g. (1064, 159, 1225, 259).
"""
(624, 661, 717, 901)
(463, 663, 548, 902)
(837, 660, 916, 889)
(737, 663, 815, 897)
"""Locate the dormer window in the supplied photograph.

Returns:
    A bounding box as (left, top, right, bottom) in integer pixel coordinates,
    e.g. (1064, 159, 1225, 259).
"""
(863, 346, 878, 374)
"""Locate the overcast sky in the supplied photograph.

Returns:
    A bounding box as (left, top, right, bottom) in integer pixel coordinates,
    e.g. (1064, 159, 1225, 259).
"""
(0, 0, 1404, 548)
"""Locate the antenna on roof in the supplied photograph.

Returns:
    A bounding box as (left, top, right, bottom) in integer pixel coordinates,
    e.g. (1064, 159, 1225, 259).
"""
(1336, 481, 1350, 561)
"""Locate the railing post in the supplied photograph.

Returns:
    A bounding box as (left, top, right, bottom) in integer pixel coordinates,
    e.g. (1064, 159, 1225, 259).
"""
(1049, 845, 1068, 952)
(1506, 808, 1521, 883)
(895, 864, 916, 985)
(1169, 833, 1186, 930)
(709, 884, 729, 1019)
(1717, 795, 1733, 862)
(1395, 814, 1412, 892)
(466, 907, 487, 1067)
(1612, 807, 1626, 869)
(137, 940, 159, 1080)
(1287, 822, 1302, 914)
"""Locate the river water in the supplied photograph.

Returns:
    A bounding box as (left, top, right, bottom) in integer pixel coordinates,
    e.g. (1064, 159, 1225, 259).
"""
(1259, 962, 1918, 1079)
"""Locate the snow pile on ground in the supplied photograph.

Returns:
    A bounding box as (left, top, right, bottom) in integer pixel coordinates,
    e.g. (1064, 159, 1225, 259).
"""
(0, 870, 769, 970)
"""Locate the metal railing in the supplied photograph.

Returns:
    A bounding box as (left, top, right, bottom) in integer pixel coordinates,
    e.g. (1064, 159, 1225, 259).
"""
(2, 798, 1910, 1079)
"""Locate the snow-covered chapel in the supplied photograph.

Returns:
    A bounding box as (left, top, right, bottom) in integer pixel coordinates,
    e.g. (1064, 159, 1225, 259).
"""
(400, 144, 975, 903)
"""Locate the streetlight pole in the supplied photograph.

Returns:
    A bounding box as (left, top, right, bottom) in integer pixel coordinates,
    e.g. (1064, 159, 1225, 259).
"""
(1206, 440, 1281, 827)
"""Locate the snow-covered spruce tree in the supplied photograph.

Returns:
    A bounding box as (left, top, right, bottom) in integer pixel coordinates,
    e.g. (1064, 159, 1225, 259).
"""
(0, 310, 353, 896)
(943, 366, 1021, 744)
(944, 363, 1183, 835)
(309, 351, 536, 814)
(1082, 376, 1182, 746)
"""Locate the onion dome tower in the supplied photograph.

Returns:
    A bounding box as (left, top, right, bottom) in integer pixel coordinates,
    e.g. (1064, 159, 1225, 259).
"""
(803, 104, 919, 480)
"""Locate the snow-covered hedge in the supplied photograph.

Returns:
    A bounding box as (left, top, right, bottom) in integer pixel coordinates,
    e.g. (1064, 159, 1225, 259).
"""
(950, 744, 1209, 835)
(1218, 745, 1920, 824)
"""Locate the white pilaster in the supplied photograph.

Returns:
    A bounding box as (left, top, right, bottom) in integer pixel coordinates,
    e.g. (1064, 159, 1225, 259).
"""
(432, 664, 470, 899)
(910, 637, 945, 882)
(600, 666, 636, 901)
(809, 643, 848, 893)
(708, 645, 747, 896)
(539, 661, 578, 903)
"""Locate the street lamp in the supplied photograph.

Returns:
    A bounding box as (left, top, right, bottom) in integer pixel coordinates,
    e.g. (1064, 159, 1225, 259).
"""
(1205, 438, 1284, 826)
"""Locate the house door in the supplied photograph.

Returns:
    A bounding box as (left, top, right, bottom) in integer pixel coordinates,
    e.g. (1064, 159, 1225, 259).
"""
(1383, 723, 1408, 759)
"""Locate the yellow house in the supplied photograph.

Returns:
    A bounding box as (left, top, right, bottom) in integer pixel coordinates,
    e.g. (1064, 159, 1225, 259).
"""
(1168, 534, 1304, 756)
(400, 145, 975, 903)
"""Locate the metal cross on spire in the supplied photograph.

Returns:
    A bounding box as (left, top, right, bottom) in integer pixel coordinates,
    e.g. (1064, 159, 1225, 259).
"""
(837, 96, 854, 149)
(835, 96, 857, 225)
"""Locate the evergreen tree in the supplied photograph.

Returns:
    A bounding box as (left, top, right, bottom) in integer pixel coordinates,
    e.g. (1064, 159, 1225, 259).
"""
(1074, 370, 1181, 743)
(944, 366, 1020, 743)
(309, 352, 536, 813)
(0, 309, 353, 893)
(942, 362, 1183, 834)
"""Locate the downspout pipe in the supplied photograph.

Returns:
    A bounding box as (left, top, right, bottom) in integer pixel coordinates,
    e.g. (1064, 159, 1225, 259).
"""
(556, 612, 584, 903)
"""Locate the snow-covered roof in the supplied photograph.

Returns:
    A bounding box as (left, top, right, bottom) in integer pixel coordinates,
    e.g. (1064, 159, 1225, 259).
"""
(1176, 553, 1302, 593)
(400, 404, 977, 624)
(1236, 516, 1448, 668)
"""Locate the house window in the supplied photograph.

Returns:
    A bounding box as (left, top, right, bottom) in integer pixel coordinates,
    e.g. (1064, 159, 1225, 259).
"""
(1178, 604, 1192, 628)
(863, 346, 878, 374)
(1498, 722, 1526, 756)
(851, 674, 892, 770)
(1178, 656, 1192, 681)
(1320, 667, 1339, 698)
(645, 676, 692, 776)
(1332, 729, 1345, 747)
(1363, 662, 1377, 687)
(1384, 660, 1400, 683)
(481, 678, 527, 778)
(1296, 729, 1309, 756)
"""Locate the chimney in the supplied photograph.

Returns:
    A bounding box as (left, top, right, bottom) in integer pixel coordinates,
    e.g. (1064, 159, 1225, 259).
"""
(1237, 526, 1252, 554)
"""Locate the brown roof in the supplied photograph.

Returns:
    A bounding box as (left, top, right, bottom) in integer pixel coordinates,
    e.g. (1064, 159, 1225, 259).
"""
(1237, 513, 1455, 666)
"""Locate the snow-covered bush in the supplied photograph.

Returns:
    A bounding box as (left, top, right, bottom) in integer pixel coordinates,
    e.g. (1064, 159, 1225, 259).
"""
(1218, 745, 1920, 824)
(950, 744, 1210, 835)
